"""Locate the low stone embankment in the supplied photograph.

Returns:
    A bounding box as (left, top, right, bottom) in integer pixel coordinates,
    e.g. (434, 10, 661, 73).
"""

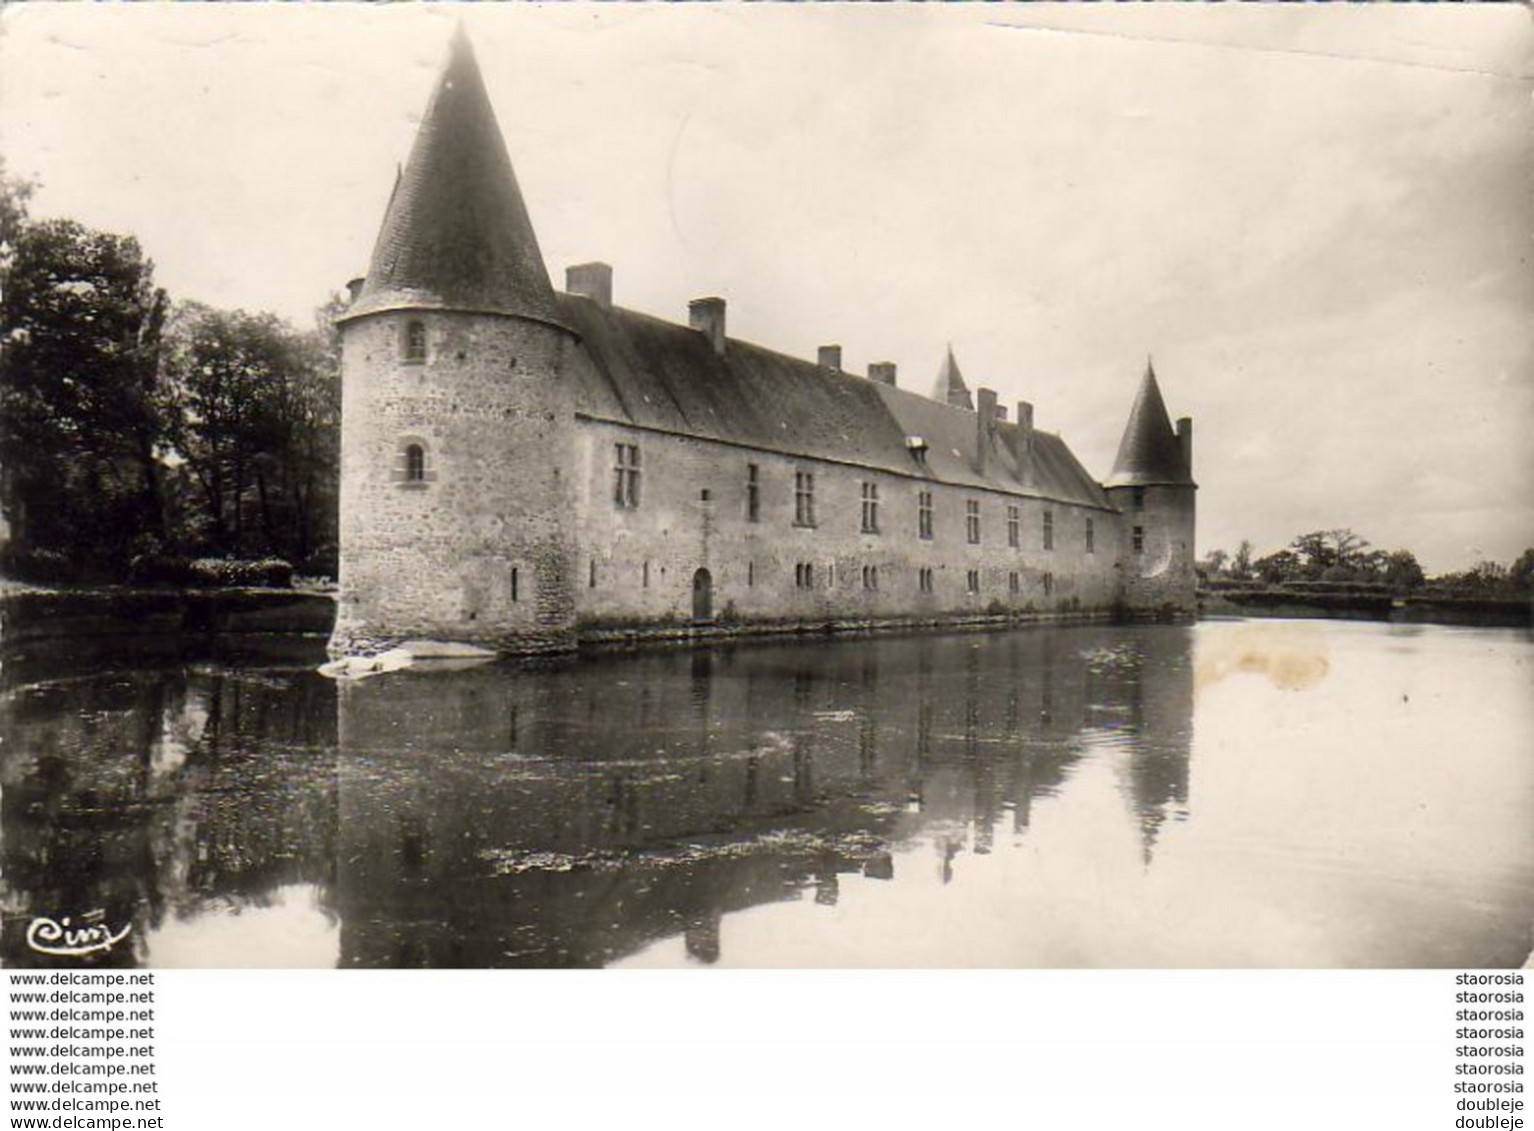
(0, 585, 336, 647)
(1200, 588, 1531, 628)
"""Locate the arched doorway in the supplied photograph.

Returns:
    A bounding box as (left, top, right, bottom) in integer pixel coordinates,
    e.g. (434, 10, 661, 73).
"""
(692, 568, 713, 622)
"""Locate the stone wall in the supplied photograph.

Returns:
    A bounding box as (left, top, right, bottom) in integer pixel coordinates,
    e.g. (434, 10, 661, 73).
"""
(331, 309, 580, 655)
(1107, 483, 1197, 615)
(572, 417, 1124, 628)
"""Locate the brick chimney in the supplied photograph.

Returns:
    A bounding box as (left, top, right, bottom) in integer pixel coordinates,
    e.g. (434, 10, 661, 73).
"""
(976, 387, 998, 476)
(1177, 416, 1193, 473)
(689, 297, 727, 355)
(818, 345, 842, 371)
(566, 262, 613, 309)
(345, 277, 365, 303)
(868, 362, 897, 386)
(1010, 400, 1036, 479)
(995, 405, 1008, 423)
(1016, 401, 1034, 434)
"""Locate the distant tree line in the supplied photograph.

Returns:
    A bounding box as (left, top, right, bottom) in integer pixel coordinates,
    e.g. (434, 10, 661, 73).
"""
(1199, 529, 1534, 599)
(0, 160, 340, 585)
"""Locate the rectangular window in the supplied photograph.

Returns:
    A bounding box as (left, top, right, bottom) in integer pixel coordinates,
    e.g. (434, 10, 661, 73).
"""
(1085, 518, 1095, 554)
(918, 491, 934, 541)
(1133, 525, 1145, 555)
(1042, 510, 1054, 551)
(794, 471, 816, 527)
(510, 567, 519, 603)
(861, 482, 880, 534)
(1132, 487, 1145, 512)
(1043, 571, 1054, 596)
(966, 569, 980, 595)
(1007, 505, 1020, 548)
(613, 443, 641, 508)
(746, 464, 760, 522)
(589, 560, 597, 588)
(966, 500, 981, 545)
(795, 562, 815, 589)
(919, 567, 933, 594)
(642, 561, 650, 588)
(862, 564, 878, 590)
(748, 561, 754, 587)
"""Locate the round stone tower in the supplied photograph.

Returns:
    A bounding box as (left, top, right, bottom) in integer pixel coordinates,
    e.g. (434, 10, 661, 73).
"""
(1104, 360, 1197, 617)
(329, 29, 580, 657)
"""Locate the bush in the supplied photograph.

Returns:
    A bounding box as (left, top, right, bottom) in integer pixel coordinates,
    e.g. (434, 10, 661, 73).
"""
(1, 547, 81, 584)
(127, 555, 293, 589)
(189, 558, 294, 589)
(127, 554, 197, 586)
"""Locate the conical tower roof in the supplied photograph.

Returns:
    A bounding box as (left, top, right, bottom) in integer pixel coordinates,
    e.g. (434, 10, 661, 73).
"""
(345, 28, 559, 323)
(1105, 359, 1192, 487)
(930, 345, 974, 410)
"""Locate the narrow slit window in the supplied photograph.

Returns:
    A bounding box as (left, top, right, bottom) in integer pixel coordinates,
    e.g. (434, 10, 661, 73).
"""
(1042, 510, 1054, 551)
(404, 443, 426, 482)
(403, 320, 427, 363)
(746, 464, 760, 523)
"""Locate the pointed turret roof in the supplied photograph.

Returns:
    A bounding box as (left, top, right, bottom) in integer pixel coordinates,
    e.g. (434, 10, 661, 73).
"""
(345, 27, 560, 323)
(930, 345, 974, 410)
(1105, 358, 1193, 487)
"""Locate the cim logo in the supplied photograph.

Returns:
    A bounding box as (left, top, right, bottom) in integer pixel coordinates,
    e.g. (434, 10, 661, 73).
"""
(25, 911, 130, 958)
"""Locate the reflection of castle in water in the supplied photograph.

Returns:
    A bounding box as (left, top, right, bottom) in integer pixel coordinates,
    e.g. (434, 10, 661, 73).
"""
(0, 626, 1192, 968)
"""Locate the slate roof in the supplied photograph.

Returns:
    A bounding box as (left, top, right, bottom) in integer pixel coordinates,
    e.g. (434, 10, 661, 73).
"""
(1105, 360, 1194, 488)
(559, 293, 1113, 511)
(345, 27, 560, 324)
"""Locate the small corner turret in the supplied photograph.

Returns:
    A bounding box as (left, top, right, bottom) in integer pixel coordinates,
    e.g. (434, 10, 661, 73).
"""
(1105, 357, 1197, 617)
(931, 345, 975, 411)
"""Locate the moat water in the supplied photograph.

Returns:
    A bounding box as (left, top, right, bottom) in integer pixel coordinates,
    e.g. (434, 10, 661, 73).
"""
(2, 619, 1530, 968)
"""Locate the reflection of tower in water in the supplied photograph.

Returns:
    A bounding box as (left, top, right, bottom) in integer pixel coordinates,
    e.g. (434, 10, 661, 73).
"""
(1097, 628, 1195, 865)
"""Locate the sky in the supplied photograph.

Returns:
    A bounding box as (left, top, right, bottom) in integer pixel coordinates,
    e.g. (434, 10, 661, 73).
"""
(2, 4, 1530, 572)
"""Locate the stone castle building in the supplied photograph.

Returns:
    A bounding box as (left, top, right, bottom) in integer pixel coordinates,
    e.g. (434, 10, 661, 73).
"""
(329, 30, 1196, 658)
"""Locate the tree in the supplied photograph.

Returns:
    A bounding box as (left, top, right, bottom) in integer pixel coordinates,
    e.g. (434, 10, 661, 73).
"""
(1381, 549, 1424, 592)
(1231, 539, 1254, 580)
(1199, 548, 1229, 578)
(1510, 548, 1534, 594)
(0, 219, 168, 573)
(0, 156, 36, 288)
(1253, 549, 1300, 585)
(161, 302, 338, 565)
(1289, 529, 1371, 576)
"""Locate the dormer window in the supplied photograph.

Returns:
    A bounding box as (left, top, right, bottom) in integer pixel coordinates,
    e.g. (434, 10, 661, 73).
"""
(403, 320, 427, 363)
